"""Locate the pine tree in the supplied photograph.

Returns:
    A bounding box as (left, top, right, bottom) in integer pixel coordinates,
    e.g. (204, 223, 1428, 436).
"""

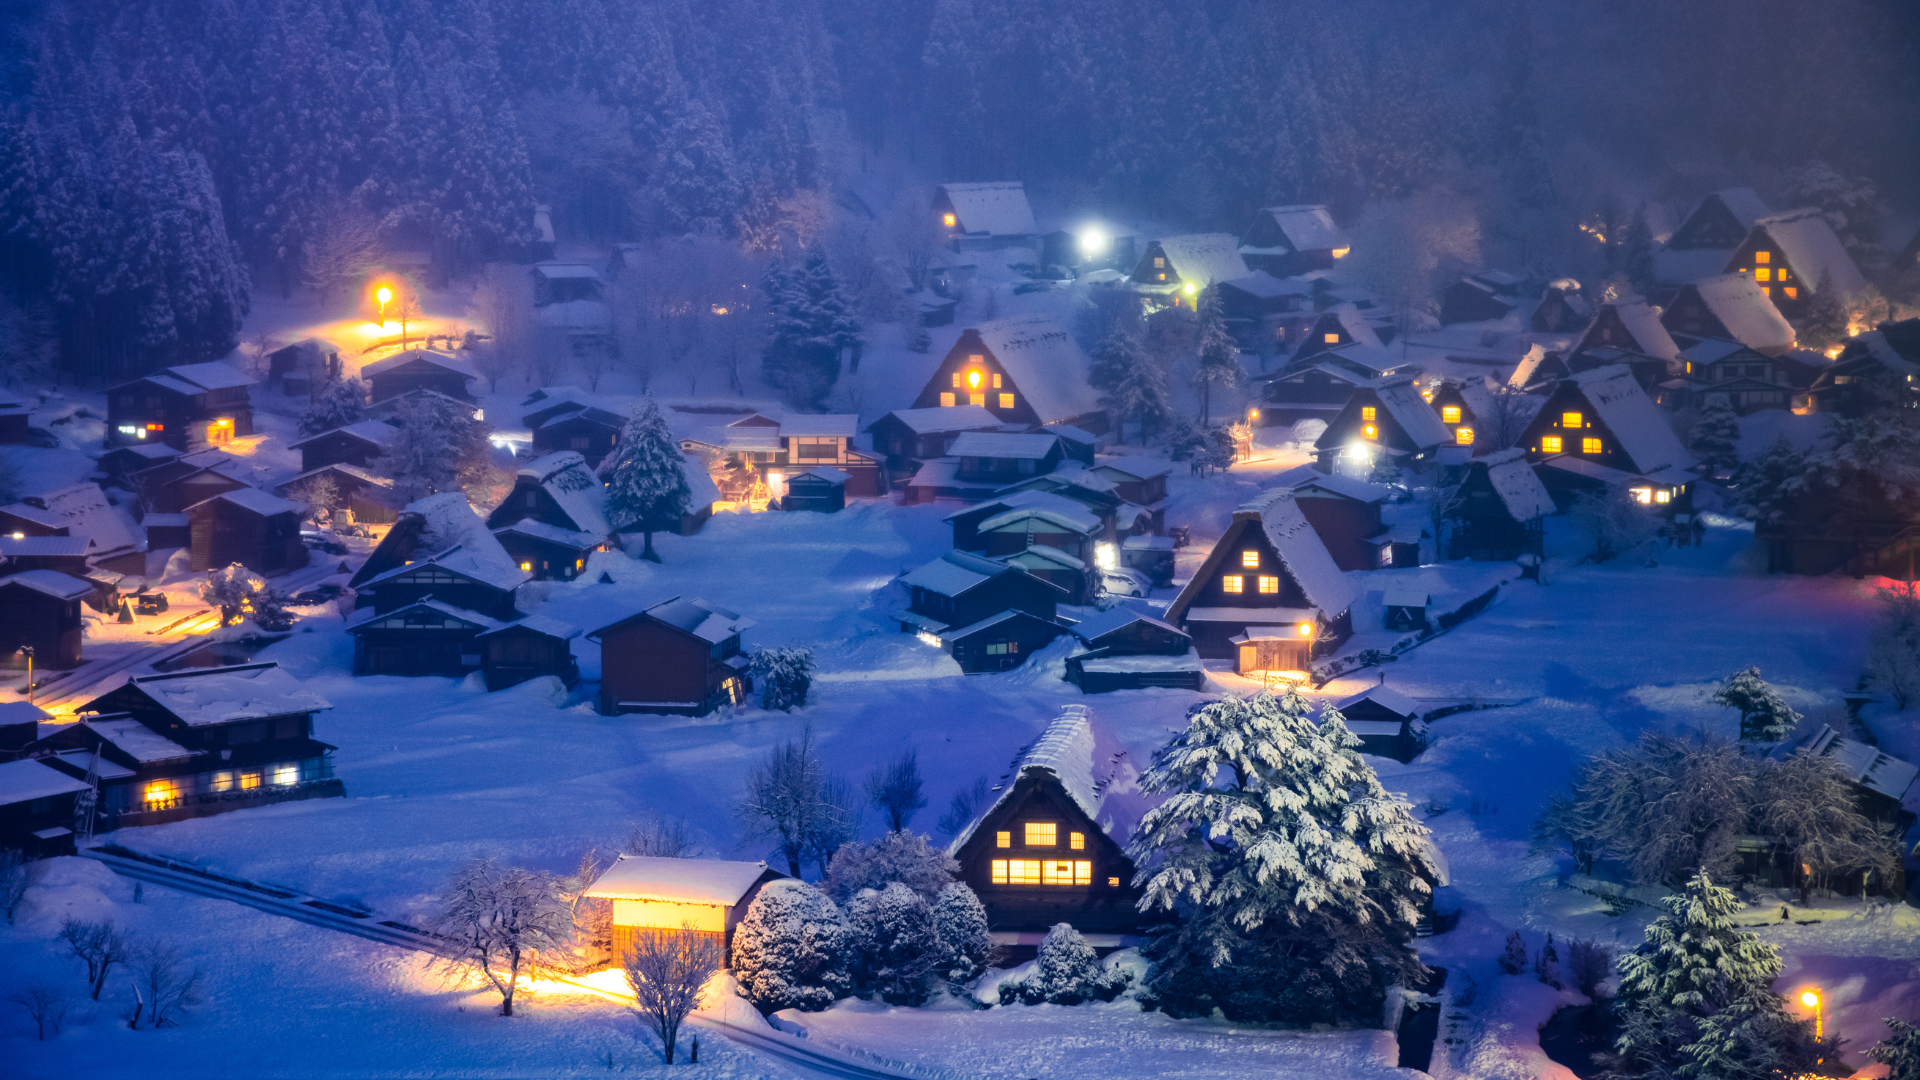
(1729, 437, 1806, 527)
(1003, 923, 1126, 1005)
(1620, 204, 1656, 298)
(749, 646, 815, 710)
(1499, 930, 1529, 974)
(1535, 932, 1563, 989)
(1191, 285, 1240, 424)
(1711, 667, 1801, 745)
(730, 879, 852, 1013)
(377, 392, 492, 505)
(760, 252, 862, 406)
(600, 398, 691, 562)
(300, 378, 369, 435)
(1869, 1018, 1920, 1080)
(1687, 397, 1741, 476)
(1108, 338, 1174, 445)
(1799, 273, 1850, 350)
(929, 883, 991, 993)
(1088, 315, 1143, 396)
(844, 883, 937, 1005)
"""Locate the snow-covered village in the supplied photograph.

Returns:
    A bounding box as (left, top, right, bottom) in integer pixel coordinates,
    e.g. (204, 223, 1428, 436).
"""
(2, 2, 1920, 1077)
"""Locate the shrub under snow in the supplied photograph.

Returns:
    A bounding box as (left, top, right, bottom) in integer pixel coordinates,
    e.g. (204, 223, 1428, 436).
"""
(845, 883, 937, 1005)
(999, 923, 1129, 1006)
(821, 831, 957, 904)
(930, 882, 992, 993)
(730, 879, 851, 1013)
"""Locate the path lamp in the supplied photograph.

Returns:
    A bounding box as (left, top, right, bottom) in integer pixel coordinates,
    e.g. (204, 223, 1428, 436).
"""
(1799, 989, 1822, 1041)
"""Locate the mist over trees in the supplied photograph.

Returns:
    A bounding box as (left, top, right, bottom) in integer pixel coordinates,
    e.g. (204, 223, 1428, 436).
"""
(0, 0, 1915, 383)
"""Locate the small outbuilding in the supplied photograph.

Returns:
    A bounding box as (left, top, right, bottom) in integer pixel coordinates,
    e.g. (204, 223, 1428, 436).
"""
(186, 488, 309, 576)
(1381, 582, 1431, 632)
(781, 467, 849, 513)
(0, 569, 94, 669)
(1330, 685, 1426, 763)
(588, 597, 754, 716)
(0, 759, 93, 857)
(1444, 449, 1554, 561)
(1063, 606, 1204, 693)
(288, 420, 396, 473)
(361, 349, 476, 404)
(478, 616, 579, 691)
(583, 856, 785, 964)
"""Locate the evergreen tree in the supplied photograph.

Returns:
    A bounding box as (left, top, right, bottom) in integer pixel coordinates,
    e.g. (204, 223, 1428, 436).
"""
(1108, 339, 1174, 445)
(749, 645, 815, 710)
(822, 830, 957, 904)
(1191, 285, 1240, 425)
(1088, 315, 1144, 396)
(1799, 273, 1850, 350)
(1620, 204, 1656, 298)
(1499, 930, 1529, 974)
(1687, 397, 1741, 476)
(1127, 690, 1434, 1023)
(844, 883, 937, 1005)
(1711, 667, 1801, 745)
(929, 883, 991, 993)
(730, 879, 852, 1013)
(1869, 1018, 1920, 1080)
(1729, 437, 1806, 528)
(299, 378, 369, 435)
(1002, 923, 1127, 1005)
(600, 397, 692, 562)
(376, 391, 492, 505)
(760, 252, 861, 406)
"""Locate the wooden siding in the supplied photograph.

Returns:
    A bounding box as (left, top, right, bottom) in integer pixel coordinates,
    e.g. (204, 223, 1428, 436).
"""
(953, 775, 1142, 935)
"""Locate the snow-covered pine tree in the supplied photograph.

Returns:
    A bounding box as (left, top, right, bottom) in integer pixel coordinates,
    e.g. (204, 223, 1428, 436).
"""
(1499, 930, 1529, 974)
(1711, 667, 1801, 745)
(1109, 340, 1174, 445)
(601, 398, 691, 562)
(1535, 932, 1563, 989)
(844, 883, 937, 1005)
(1191, 285, 1240, 425)
(1869, 1018, 1920, 1080)
(377, 392, 493, 505)
(1127, 690, 1434, 1023)
(299, 378, 369, 435)
(759, 252, 862, 407)
(749, 645, 815, 710)
(1609, 870, 1822, 1080)
(1688, 397, 1741, 477)
(1798, 273, 1850, 350)
(1003, 923, 1127, 1005)
(930, 882, 991, 993)
(730, 879, 852, 1013)
(1729, 437, 1807, 529)
(821, 831, 958, 904)
(1088, 315, 1144, 396)
(1620, 204, 1656, 298)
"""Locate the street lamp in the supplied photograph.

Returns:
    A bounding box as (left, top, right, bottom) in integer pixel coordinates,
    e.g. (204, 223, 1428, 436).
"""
(376, 284, 393, 323)
(1799, 989, 1822, 1040)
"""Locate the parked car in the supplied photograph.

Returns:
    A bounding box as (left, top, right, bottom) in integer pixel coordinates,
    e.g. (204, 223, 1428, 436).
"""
(134, 591, 169, 615)
(290, 584, 344, 606)
(1099, 567, 1153, 598)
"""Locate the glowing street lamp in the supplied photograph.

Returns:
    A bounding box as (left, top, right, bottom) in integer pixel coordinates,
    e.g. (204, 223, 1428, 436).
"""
(376, 284, 393, 322)
(1799, 989, 1822, 1040)
(17, 645, 31, 705)
(1078, 227, 1108, 257)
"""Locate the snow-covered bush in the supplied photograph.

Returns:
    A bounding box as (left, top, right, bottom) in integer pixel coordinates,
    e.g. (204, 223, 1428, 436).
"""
(845, 883, 937, 1005)
(750, 646, 815, 711)
(930, 883, 991, 993)
(730, 879, 852, 1013)
(1533, 932, 1562, 989)
(821, 831, 957, 905)
(377, 392, 495, 506)
(1712, 666, 1801, 745)
(999, 924, 1128, 1006)
(199, 563, 267, 627)
(1564, 939, 1611, 998)
(299, 377, 368, 435)
(1498, 930, 1527, 975)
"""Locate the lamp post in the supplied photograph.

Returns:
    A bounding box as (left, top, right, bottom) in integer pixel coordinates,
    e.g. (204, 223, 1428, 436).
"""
(1800, 989, 1822, 1041)
(376, 284, 393, 323)
(18, 645, 31, 705)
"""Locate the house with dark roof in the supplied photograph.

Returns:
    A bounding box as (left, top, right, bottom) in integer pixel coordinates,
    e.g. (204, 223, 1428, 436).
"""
(934, 182, 1037, 249)
(1442, 449, 1553, 560)
(354, 545, 525, 621)
(0, 536, 90, 577)
(895, 550, 1068, 673)
(946, 706, 1150, 958)
(1519, 366, 1697, 512)
(0, 700, 48, 755)
(1166, 489, 1355, 676)
(0, 569, 94, 668)
(126, 451, 255, 515)
(529, 404, 625, 468)
(1063, 606, 1203, 693)
(96, 443, 181, 481)
(1530, 280, 1593, 334)
(910, 317, 1106, 433)
(105, 362, 257, 450)
(0, 758, 94, 857)
(1129, 234, 1250, 304)
(1256, 360, 1374, 426)
(1271, 465, 1414, 570)
(0, 482, 145, 576)
(1659, 274, 1796, 355)
(1438, 271, 1524, 326)
(264, 337, 347, 395)
(1238, 205, 1350, 277)
(186, 488, 308, 576)
(946, 488, 1113, 552)
(273, 464, 399, 526)
(589, 598, 754, 716)
(361, 349, 476, 403)
(1330, 685, 1426, 762)
(288, 420, 396, 473)
(1313, 375, 1452, 476)
(1654, 188, 1772, 287)
(531, 262, 604, 307)
(865, 405, 1004, 475)
(1216, 272, 1316, 350)
(781, 467, 850, 513)
(485, 451, 616, 581)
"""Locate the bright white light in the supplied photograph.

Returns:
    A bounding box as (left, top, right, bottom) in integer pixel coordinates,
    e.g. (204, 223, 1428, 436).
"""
(1094, 542, 1118, 570)
(1078, 228, 1108, 256)
(916, 631, 943, 649)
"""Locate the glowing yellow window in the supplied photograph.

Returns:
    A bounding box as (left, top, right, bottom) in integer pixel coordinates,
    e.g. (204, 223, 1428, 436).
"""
(1324, 332, 1340, 343)
(1655, 489, 1672, 503)
(519, 561, 532, 572)
(1440, 405, 1461, 423)
(1755, 267, 1771, 282)
(1582, 437, 1602, 454)
(1363, 424, 1377, 439)
(1258, 576, 1279, 594)
(1783, 287, 1797, 299)
(1361, 406, 1376, 421)
(939, 392, 955, 407)
(969, 393, 986, 407)
(240, 771, 262, 790)
(943, 213, 956, 227)
(1562, 411, 1582, 428)
(996, 830, 1011, 848)
(1041, 861, 1093, 885)
(998, 393, 1014, 409)
(144, 780, 180, 804)
(1222, 575, 1244, 593)
(1004, 859, 1042, 885)
(992, 373, 1003, 388)
(1631, 487, 1653, 504)
(1024, 822, 1057, 847)
(1542, 435, 1563, 453)
(1241, 550, 1260, 568)
(1759, 286, 1770, 296)
(1456, 426, 1474, 444)
(1157, 273, 1166, 281)
(965, 369, 983, 389)
(951, 372, 963, 388)
(1108, 876, 1120, 887)
(1069, 832, 1085, 850)
(1154, 257, 1165, 268)
(272, 764, 299, 786)
(970, 354, 983, 363)
(1754, 251, 1769, 264)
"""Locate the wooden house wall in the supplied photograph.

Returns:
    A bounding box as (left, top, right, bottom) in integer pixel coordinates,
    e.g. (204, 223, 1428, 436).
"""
(957, 444, 1064, 483)
(352, 622, 485, 676)
(1316, 389, 1422, 461)
(369, 567, 518, 619)
(495, 531, 594, 581)
(488, 477, 596, 536)
(1292, 491, 1384, 571)
(1439, 281, 1514, 325)
(909, 332, 1044, 427)
(1518, 383, 1645, 474)
(953, 777, 1141, 934)
(151, 471, 248, 515)
(1668, 196, 1750, 249)
(190, 503, 307, 576)
(1447, 469, 1543, 560)
(108, 382, 253, 451)
(533, 416, 621, 467)
(1659, 285, 1731, 344)
(950, 613, 1067, 673)
(1726, 233, 1807, 321)
(917, 570, 1060, 628)
(300, 432, 384, 472)
(0, 787, 83, 855)
(1086, 621, 1190, 656)
(980, 524, 1091, 563)
(1530, 290, 1587, 334)
(0, 587, 84, 667)
(1428, 386, 1477, 445)
(368, 365, 471, 404)
(597, 620, 741, 715)
(482, 629, 578, 691)
(1260, 366, 1361, 422)
(781, 476, 846, 513)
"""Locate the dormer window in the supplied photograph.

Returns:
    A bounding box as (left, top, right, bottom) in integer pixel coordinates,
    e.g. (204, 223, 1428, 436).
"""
(1754, 251, 1769, 264)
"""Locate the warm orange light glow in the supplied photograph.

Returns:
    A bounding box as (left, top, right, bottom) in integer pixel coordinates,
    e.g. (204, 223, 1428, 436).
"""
(1363, 424, 1377, 439)
(966, 369, 982, 389)
(1296, 621, 1313, 637)
(1799, 991, 1818, 1008)
(942, 213, 956, 227)
(1330, 246, 1350, 259)
(1248, 408, 1259, 420)
(376, 285, 393, 306)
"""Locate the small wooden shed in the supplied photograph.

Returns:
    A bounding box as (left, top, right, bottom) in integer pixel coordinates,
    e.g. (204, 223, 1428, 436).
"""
(782, 467, 849, 513)
(583, 856, 785, 964)
(1330, 685, 1427, 763)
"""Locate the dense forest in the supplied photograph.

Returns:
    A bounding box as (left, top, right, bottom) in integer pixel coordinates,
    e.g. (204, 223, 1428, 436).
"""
(0, 0, 1915, 382)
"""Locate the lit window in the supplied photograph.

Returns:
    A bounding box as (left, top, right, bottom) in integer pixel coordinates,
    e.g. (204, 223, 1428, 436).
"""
(1258, 576, 1279, 594)
(144, 781, 180, 804)
(1755, 267, 1771, 282)
(943, 213, 956, 227)
(1363, 424, 1377, 439)
(1541, 435, 1563, 453)
(1241, 550, 1260, 568)
(998, 393, 1014, 409)
(1222, 575, 1244, 593)
(1754, 251, 1769, 264)
(1630, 488, 1653, 504)
(1783, 287, 1797, 299)
(272, 764, 299, 786)
(1324, 332, 1340, 343)
(1440, 405, 1461, 423)
(1157, 273, 1166, 281)
(1562, 411, 1583, 428)
(1456, 426, 1474, 444)
(996, 830, 1011, 848)
(951, 372, 963, 388)
(969, 393, 986, 407)
(1069, 832, 1085, 851)
(1759, 286, 1770, 296)
(1582, 437, 1602, 454)
(1154, 257, 1165, 268)
(240, 771, 262, 790)
(1655, 490, 1671, 503)
(992, 373, 1003, 388)
(970, 354, 983, 363)
(966, 369, 983, 389)
(1361, 406, 1376, 421)
(210, 770, 235, 793)
(939, 392, 955, 407)
(519, 561, 532, 572)
(1002, 859, 1042, 885)
(1025, 822, 1057, 847)
(1041, 861, 1092, 886)
(1108, 876, 1121, 887)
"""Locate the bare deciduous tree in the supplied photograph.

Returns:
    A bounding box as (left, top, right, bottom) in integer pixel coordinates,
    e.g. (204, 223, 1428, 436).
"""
(737, 726, 861, 877)
(429, 858, 571, 1016)
(622, 814, 702, 858)
(1568, 482, 1660, 563)
(286, 473, 344, 529)
(61, 918, 131, 1000)
(7, 983, 68, 1040)
(865, 751, 927, 833)
(623, 925, 724, 1064)
(468, 263, 538, 391)
(127, 940, 202, 1029)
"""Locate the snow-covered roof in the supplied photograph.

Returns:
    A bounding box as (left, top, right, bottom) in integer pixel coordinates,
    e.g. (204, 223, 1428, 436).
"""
(1753, 209, 1867, 296)
(974, 314, 1102, 425)
(347, 597, 503, 633)
(164, 361, 257, 391)
(1250, 205, 1348, 254)
(533, 262, 602, 280)
(1805, 725, 1917, 804)
(189, 487, 303, 518)
(477, 614, 579, 640)
(1072, 651, 1204, 674)
(0, 535, 90, 557)
(20, 483, 142, 561)
(1332, 684, 1421, 720)
(1582, 298, 1680, 362)
(275, 463, 394, 496)
(1169, 490, 1354, 623)
(682, 458, 721, 510)
(125, 663, 331, 727)
(1069, 604, 1186, 644)
(872, 405, 1003, 436)
(779, 414, 859, 438)
(645, 597, 754, 643)
(997, 546, 1086, 573)
(517, 451, 612, 538)
(1686, 274, 1795, 353)
(901, 549, 1015, 597)
(1153, 233, 1250, 286)
(0, 758, 92, 806)
(290, 419, 397, 452)
(82, 717, 195, 763)
(361, 348, 476, 380)
(1272, 464, 1389, 504)
(949, 489, 1100, 527)
(949, 431, 1059, 460)
(938, 182, 1037, 237)
(1091, 458, 1172, 484)
(0, 569, 96, 600)
(494, 519, 600, 550)
(1480, 449, 1556, 521)
(0, 701, 49, 727)
(979, 504, 1101, 536)
(409, 492, 524, 581)
(584, 855, 776, 905)
(1221, 271, 1312, 300)
(1374, 376, 1453, 450)
(1705, 188, 1772, 232)
(1570, 365, 1695, 477)
(949, 704, 1143, 853)
(1379, 582, 1430, 610)
(1654, 247, 1737, 286)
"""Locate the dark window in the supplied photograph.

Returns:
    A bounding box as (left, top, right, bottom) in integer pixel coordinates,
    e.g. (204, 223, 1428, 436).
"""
(30, 797, 49, 815)
(273, 715, 306, 740)
(229, 720, 269, 744)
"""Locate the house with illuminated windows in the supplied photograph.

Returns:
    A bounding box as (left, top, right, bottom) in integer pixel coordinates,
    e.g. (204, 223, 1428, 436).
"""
(1519, 365, 1698, 515)
(1237, 205, 1351, 277)
(909, 316, 1106, 433)
(948, 705, 1151, 959)
(588, 597, 754, 716)
(1653, 188, 1773, 288)
(105, 362, 257, 451)
(1658, 274, 1796, 355)
(1726, 209, 1866, 324)
(1289, 304, 1385, 366)
(933, 182, 1037, 249)
(1166, 489, 1354, 677)
(1313, 374, 1452, 476)
(485, 451, 616, 581)
(1270, 464, 1416, 571)
(1127, 234, 1249, 305)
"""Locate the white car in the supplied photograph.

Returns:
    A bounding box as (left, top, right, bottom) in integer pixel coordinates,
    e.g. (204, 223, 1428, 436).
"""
(1099, 567, 1153, 598)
